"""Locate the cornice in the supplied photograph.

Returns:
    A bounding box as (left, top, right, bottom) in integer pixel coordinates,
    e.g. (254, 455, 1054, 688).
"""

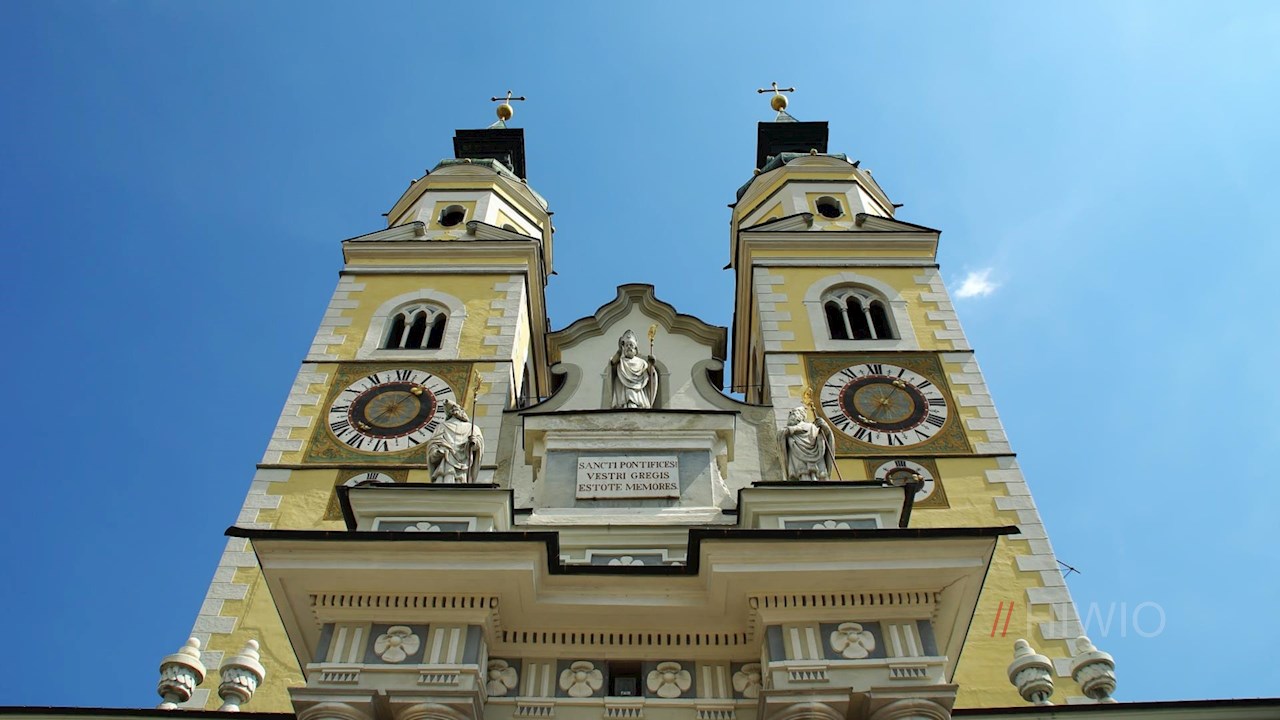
(341, 238, 543, 266)
(738, 232, 939, 258)
(548, 284, 727, 360)
(385, 163, 549, 227)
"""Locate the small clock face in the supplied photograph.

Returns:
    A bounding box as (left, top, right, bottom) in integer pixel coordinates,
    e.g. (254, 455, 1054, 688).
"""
(819, 362, 949, 447)
(343, 471, 395, 487)
(326, 369, 454, 453)
(874, 459, 936, 503)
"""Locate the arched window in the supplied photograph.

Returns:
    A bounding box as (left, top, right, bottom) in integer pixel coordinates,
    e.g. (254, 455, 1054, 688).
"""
(823, 287, 897, 341)
(383, 304, 448, 350)
(438, 204, 466, 227)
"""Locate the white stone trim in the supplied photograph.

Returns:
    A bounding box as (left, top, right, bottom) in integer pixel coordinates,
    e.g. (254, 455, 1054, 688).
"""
(912, 269, 971, 351)
(801, 272, 920, 352)
(356, 288, 467, 360)
(305, 280, 366, 361)
(763, 353, 805, 427)
(261, 364, 331, 465)
(753, 271, 792, 353)
(483, 276, 526, 358)
(983, 459, 1083, 674)
(188, 468, 291, 684)
(941, 352, 1011, 455)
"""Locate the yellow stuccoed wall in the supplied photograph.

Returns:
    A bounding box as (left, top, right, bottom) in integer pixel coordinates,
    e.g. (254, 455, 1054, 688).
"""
(751, 264, 1083, 705)
(330, 270, 523, 360)
(200, 467, 346, 709)
(749, 264, 953, 353)
(197, 258, 530, 709)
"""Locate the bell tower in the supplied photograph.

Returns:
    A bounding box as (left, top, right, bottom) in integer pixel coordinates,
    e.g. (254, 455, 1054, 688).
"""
(729, 88, 1087, 705)
(184, 97, 553, 709)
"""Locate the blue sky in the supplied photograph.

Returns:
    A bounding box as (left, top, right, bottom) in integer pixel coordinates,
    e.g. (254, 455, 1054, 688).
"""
(1, 0, 1277, 707)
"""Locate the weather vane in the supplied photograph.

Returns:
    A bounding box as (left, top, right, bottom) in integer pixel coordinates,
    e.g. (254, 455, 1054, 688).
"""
(490, 90, 527, 122)
(756, 81, 795, 112)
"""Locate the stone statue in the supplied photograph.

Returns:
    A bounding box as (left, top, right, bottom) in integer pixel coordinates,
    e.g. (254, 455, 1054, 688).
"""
(426, 399, 484, 483)
(781, 406, 835, 482)
(609, 329, 659, 409)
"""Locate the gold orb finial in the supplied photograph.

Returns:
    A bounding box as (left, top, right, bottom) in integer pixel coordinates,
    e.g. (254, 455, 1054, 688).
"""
(757, 82, 796, 113)
(490, 90, 526, 122)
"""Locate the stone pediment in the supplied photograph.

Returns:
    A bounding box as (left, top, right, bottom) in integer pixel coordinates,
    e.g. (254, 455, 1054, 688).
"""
(495, 285, 782, 517)
(542, 284, 727, 412)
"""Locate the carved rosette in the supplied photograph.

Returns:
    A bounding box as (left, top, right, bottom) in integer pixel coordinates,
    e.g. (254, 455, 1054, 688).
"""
(646, 661, 692, 698)
(607, 556, 646, 566)
(829, 622, 876, 659)
(559, 661, 603, 697)
(487, 659, 519, 697)
(731, 663, 761, 699)
(374, 626, 421, 663)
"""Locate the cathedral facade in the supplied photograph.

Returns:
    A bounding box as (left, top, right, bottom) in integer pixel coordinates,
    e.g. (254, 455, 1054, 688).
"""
(126, 99, 1237, 720)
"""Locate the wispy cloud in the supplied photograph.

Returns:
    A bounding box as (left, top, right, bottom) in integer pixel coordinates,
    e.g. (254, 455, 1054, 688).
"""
(955, 268, 999, 299)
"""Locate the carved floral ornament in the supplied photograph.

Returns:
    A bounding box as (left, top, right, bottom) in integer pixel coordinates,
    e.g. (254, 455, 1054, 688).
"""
(812, 520, 850, 530)
(374, 626, 421, 663)
(732, 663, 762, 698)
(405, 522, 441, 532)
(607, 556, 646, 566)
(559, 661, 603, 697)
(487, 659, 519, 696)
(646, 661, 692, 698)
(829, 622, 876, 659)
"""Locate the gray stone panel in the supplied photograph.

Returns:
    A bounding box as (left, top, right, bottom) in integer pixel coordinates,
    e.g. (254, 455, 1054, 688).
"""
(916, 620, 938, 656)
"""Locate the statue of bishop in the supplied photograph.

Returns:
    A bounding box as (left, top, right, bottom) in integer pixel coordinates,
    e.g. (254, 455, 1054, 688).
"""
(609, 329, 659, 409)
(426, 399, 484, 484)
(781, 406, 836, 482)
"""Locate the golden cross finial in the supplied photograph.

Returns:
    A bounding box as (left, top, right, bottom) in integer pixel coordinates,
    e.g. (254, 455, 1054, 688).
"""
(490, 90, 527, 121)
(756, 82, 795, 112)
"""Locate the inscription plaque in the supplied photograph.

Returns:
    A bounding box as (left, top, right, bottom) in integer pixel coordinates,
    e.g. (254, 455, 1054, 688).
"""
(575, 455, 680, 499)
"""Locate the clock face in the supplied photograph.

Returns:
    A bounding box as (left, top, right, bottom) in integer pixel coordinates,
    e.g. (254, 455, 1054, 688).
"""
(343, 471, 396, 487)
(874, 459, 936, 503)
(818, 362, 949, 447)
(326, 369, 454, 453)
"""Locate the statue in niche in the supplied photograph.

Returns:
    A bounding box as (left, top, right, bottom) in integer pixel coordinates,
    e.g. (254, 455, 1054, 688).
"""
(426, 399, 484, 483)
(608, 329, 659, 409)
(781, 406, 835, 482)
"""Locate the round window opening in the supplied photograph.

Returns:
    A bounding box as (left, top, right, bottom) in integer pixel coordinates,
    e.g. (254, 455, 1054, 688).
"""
(816, 196, 844, 219)
(439, 205, 466, 227)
